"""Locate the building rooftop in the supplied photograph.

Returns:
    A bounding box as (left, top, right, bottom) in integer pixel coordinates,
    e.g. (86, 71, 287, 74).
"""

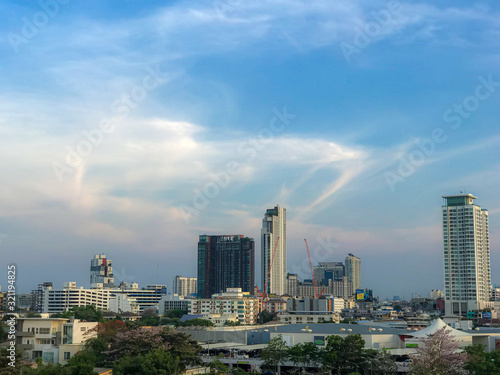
(275, 323, 403, 335)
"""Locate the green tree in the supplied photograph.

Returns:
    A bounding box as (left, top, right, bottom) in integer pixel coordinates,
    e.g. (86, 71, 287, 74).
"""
(0, 321, 8, 342)
(224, 320, 241, 326)
(261, 335, 289, 374)
(0, 347, 22, 375)
(53, 305, 103, 322)
(302, 342, 321, 369)
(288, 342, 320, 373)
(209, 355, 229, 375)
(257, 310, 276, 324)
(465, 344, 500, 375)
(159, 327, 202, 370)
(163, 309, 186, 319)
(26, 364, 71, 375)
(113, 349, 181, 375)
(322, 334, 365, 374)
(179, 318, 214, 327)
(64, 350, 98, 375)
(83, 336, 108, 367)
(139, 308, 160, 326)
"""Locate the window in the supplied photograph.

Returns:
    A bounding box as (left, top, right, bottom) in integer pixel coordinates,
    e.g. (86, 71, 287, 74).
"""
(64, 352, 71, 360)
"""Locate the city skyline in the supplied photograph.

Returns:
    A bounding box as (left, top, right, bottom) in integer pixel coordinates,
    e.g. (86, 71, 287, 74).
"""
(1, 1, 499, 299)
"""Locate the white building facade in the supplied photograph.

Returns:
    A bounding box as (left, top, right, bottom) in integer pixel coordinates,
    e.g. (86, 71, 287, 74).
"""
(41, 282, 166, 314)
(261, 205, 287, 296)
(190, 288, 262, 325)
(443, 194, 491, 316)
(173, 276, 197, 297)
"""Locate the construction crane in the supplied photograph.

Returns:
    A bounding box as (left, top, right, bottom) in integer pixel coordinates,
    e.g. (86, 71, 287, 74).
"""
(256, 236, 280, 300)
(304, 239, 324, 299)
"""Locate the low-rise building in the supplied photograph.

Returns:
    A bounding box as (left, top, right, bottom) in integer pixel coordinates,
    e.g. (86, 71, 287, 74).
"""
(15, 317, 97, 363)
(371, 306, 398, 320)
(263, 298, 287, 314)
(158, 294, 192, 315)
(108, 294, 139, 314)
(278, 311, 341, 324)
(40, 282, 166, 314)
(190, 288, 262, 325)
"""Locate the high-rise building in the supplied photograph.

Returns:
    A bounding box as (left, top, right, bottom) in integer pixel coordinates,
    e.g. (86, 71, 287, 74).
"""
(173, 276, 197, 297)
(90, 254, 114, 289)
(261, 205, 287, 296)
(31, 282, 53, 313)
(313, 262, 345, 286)
(442, 193, 491, 316)
(345, 254, 361, 293)
(286, 273, 298, 296)
(197, 235, 255, 299)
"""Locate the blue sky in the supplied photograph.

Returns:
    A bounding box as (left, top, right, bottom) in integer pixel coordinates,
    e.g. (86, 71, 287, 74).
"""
(1, 0, 499, 299)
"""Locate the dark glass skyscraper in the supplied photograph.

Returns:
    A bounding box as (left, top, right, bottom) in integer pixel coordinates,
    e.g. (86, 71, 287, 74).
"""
(197, 235, 255, 298)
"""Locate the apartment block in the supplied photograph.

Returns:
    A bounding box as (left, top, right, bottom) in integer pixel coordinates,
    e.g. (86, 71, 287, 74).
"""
(190, 288, 262, 325)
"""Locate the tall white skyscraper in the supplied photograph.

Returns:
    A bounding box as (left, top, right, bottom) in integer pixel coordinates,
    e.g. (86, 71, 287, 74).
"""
(90, 254, 114, 289)
(261, 205, 286, 296)
(345, 254, 361, 294)
(443, 193, 491, 316)
(173, 275, 197, 297)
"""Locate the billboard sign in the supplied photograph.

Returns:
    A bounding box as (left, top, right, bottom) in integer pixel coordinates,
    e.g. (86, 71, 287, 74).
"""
(356, 289, 373, 302)
(314, 336, 325, 346)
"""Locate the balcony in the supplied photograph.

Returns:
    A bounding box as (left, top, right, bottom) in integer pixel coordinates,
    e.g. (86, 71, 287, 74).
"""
(16, 331, 35, 337)
(17, 344, 34, 350)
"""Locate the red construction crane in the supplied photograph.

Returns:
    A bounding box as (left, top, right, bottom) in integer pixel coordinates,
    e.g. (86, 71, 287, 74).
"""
(304, 239, 321, 299)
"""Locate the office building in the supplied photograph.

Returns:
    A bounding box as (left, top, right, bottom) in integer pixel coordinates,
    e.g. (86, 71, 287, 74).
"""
(31, 282, 53, 313)
(297, 277, 353, 299)
(286, 273, 298, 296)
(90, 254, 114, 289)
(197, 235, 255, 298)
(313, 262, 345, 286)
(261, 205, 287, 296)
(345, 253, 361, 293)
(442, 193, 491, 316)
(173, 275, 197, 297)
